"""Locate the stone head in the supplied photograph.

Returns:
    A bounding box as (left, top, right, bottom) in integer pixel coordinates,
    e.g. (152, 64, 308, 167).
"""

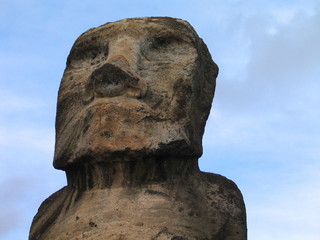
(53, 17, 218, 170)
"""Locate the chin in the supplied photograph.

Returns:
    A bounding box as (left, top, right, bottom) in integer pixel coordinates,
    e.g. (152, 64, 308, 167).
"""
(53, 113, 200, 170)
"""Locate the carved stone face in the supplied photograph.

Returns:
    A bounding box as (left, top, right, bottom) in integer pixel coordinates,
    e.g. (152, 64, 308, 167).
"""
(53, 17, 218, 170)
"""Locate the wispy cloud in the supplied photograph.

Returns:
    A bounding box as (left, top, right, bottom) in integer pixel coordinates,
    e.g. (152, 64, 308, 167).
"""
(248, 166, 320, 240)
(0, 210, 22, 236)
(0, 91, 55, 153)
(201, 2, 320, 240)
(0, 91, 54, 111)
(0, 127, 54, 153)
(0, 177, 35, 236)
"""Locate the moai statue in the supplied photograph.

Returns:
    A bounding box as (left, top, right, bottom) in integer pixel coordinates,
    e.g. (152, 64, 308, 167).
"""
(29, 17, 247, 240)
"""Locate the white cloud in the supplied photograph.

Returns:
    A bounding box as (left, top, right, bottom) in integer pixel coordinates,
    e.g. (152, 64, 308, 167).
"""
(0, 91, 55, 153)
(0, 92, 53, 111)
(247, 166, 320, 240)
(246, 5, 320, 83)
(203, 5, 320, 235)
(271, 8, 300, 25)
(0, 127, 54, 153)
(0, 210, 22, 236)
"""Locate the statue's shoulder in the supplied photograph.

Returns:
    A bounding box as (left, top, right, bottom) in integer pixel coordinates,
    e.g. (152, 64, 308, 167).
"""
(201, 171, 245, 207)
(200, 172, 247, 239)
(202, 172, 242, 193)
(29, 186, 69, 240)
(36, 186, 69, 212)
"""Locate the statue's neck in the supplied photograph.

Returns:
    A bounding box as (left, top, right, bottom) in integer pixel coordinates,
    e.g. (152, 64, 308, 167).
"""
(65, 157, 199, 190)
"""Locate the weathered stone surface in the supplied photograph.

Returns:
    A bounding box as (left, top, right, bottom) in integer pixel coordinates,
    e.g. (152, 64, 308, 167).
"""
(29, 17, 247, 240)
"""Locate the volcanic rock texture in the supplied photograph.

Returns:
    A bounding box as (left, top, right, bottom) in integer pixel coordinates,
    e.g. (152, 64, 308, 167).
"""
(29, 17, 247, 240)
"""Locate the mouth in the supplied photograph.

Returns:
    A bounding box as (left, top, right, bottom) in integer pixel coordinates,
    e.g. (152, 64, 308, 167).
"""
(84, 96, 152, 111)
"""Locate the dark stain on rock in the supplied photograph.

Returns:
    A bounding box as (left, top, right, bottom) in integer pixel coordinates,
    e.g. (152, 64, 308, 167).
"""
(123, 119, 132, 124)
(106, 116, 115, 121)
(151, 227, 170, 240)
(100, 130, 112, 138)
(145, 189, 169, 198)
(89, 221, 97, 228)
(171, 237, 187, 240)
(82, 110, 93, 135)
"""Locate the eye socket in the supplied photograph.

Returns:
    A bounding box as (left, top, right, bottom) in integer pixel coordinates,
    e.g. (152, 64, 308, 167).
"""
(67, 42, 108, 67)
(152, 35, 184, 50)
(142, 35, 191, 62)
(153, 36, 172, 48)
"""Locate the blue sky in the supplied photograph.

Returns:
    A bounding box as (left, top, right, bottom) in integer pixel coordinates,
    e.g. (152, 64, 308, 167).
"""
(1, 0, 319, 239)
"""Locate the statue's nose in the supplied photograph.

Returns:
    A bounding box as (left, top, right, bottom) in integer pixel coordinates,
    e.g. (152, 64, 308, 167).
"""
(89, 62, 146, 98)
(87, 38, 147, 99)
